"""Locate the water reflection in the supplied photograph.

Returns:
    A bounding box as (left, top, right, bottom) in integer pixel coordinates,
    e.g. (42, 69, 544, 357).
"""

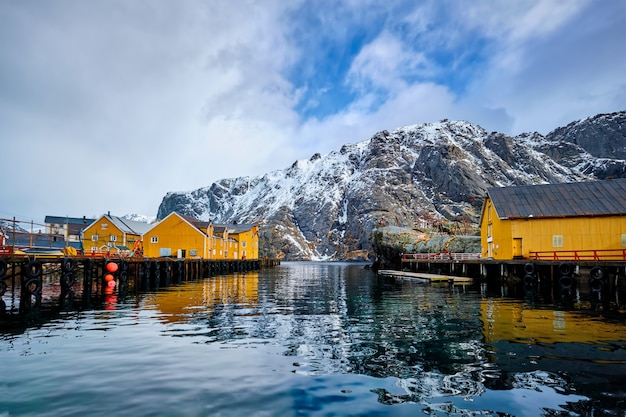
(2, 262, 625, 416)
(137, 262, 626, 415)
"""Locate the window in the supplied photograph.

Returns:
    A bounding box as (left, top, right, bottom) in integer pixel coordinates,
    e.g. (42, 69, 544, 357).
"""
(110, 236, 117, 242)
(189, 249, 197, 256)
(241, 241, 247, 248)
(91, 234, 98, 241)
(552, 235, 563, 248)
(151, 236, 158, 243)
(622, 234, 626, 247)
(101, 223, 108, 230)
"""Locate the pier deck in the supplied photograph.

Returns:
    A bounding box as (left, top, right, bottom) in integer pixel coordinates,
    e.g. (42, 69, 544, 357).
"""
(378, 269, 473, 284)
(0, 255, 281, 322)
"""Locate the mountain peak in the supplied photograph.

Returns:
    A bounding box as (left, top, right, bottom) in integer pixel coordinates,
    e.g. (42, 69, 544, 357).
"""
(157, 111, 626, 260)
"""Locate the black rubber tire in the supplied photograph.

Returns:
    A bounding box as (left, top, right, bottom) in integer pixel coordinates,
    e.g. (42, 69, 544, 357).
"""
(23, 277, 42, 295)
(24, 260, 43, 278)
(559, 276, 573, 290)
(62, 257, 77, 272)
(590, 279, 604, 292)
(0, 258, 7, 277)
(62, 272, 76, 288)
(558, 263, 573, 276)
(590, 267, 605, 280)
(523, 263, 535, 274)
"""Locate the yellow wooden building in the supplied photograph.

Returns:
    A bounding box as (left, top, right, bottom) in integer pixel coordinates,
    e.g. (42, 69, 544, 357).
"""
(480, 179, 626, 260)
(82, 213, 153, 256)
(209, 223, 260, 260)
(142, 212, 260, 260)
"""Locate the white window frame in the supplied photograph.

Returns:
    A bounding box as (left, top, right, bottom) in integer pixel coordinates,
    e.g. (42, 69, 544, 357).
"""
(91, 234, 98, 241)
(110, 235, 117, 242)
(151, 236, 158, 243)
(552, 235, 563, 248)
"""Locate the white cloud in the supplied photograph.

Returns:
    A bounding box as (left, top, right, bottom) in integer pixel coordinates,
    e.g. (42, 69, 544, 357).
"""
(0, 0, 624, 224)
(347, 31, 429, 92)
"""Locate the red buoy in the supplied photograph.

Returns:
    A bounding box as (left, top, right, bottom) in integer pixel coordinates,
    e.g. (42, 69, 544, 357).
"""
(106, 262, 118, 273)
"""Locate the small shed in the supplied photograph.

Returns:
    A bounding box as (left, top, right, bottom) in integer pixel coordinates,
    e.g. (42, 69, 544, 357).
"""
(479, 179, 626, 260)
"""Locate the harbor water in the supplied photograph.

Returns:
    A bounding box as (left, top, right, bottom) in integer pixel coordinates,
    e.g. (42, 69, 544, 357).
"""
(1, 261, 625, 416)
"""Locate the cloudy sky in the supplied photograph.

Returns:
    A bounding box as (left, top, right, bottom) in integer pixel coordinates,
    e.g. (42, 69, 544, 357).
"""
(1, 0, 625, 225)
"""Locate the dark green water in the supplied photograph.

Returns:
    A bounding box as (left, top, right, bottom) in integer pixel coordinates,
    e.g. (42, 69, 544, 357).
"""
(1, 262, 625, 416)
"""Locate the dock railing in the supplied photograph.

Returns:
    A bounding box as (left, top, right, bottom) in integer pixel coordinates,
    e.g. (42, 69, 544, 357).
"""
(402, 252, 481, 261)
(529, 249, 626, 261)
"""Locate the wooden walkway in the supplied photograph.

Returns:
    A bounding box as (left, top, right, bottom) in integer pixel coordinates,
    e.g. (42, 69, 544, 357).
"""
(378, 269, 473, 284)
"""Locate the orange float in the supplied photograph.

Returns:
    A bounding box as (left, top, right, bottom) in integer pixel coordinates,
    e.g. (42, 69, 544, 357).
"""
(106, 262, 119, 273)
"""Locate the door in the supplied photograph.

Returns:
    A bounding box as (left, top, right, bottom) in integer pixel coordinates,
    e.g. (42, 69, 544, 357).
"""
(512, 238, 523, 258)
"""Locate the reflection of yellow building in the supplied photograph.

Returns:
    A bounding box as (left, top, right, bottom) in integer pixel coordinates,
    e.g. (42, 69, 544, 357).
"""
(481, 300, 626, 344)
(480, 179, 626, 260)
(145, 272, 259, 323)
(142, 212, 260, 260)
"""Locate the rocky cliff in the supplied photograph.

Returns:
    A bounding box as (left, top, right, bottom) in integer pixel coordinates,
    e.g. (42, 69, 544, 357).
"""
(157, 111, 626, 260)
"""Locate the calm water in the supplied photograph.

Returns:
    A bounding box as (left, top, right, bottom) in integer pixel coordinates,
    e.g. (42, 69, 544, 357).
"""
(1, 262, 625, 416)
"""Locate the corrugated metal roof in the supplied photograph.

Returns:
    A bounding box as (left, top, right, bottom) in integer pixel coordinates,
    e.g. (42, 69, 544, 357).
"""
(106, 215, 154, 235)
(488, 178, 626, 219)
(216, 224, 255, 233)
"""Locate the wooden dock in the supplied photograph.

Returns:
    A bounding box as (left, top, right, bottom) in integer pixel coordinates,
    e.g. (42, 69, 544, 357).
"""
(378, 269, 473, 284)
(0, 255, 281, 322)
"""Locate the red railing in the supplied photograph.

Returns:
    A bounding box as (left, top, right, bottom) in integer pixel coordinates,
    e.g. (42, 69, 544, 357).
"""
(402, 252, 481, 261)
(529, 249, 626, 261)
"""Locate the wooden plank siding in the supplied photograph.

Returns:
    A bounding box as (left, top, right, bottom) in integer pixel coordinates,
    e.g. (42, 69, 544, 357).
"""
(143, 212, 207, 259)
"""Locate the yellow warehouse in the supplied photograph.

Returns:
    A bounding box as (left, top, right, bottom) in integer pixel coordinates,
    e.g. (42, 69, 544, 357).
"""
(480, 179, 626, 260)
(143, 212, 260, 260)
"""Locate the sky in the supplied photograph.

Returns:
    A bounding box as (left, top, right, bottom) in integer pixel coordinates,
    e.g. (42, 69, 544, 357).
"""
(1, 0, 625, 226)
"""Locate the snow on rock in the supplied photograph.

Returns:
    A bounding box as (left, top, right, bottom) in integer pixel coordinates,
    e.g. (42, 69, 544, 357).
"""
(157, 112, 626, 260)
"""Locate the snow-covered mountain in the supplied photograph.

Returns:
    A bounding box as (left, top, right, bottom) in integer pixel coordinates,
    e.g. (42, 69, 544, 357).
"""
(157, 111, 626, 260)
(122, 214, 156, 224)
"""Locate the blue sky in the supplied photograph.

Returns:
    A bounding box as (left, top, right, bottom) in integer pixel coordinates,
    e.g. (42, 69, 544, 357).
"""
(1, 0, 625, 224)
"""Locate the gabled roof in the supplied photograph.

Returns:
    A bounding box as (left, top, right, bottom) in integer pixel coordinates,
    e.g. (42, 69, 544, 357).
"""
(176, 213, 255, 234)
(487, 178, 626, 219)
(214, 224, 256, 233)
(179, 214, 211, 230)
(158, 212, 257, 236)
(104, 214, 154, 235)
